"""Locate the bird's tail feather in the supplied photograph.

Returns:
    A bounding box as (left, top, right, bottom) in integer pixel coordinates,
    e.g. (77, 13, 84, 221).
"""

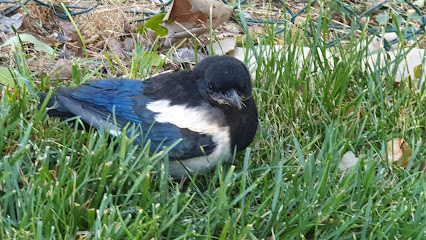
(38, 92, 76, 120)
(38, 92, 48, 108)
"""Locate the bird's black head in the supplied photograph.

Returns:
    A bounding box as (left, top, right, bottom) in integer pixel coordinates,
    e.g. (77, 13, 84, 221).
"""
(194, 56, 252, 110)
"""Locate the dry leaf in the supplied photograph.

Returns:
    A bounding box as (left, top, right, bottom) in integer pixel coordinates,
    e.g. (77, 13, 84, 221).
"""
(220, 23, 241, 34)
(57, 47, 75, 59)
(19, 14, 34, 32)
(0, 13, 23, 34)
(50, 59, 73, 80)
(386, 138, 412, 167)
(212, 37, 236, 55)
(339, 151, 358, 171)
(162, 0, 233, 46)
(387, 138, 405, 163)
(3, 34, 55, 55)
(42, 34, 61, 47)
(0, 67, 16, 87)
(0, 31, 9, 43)
(56, 19, 81, 43)
(236, 27, 258, 47)
(108, 39, 126, 55)
(173, 47, 207, 63)
(123, 38, 135, 52)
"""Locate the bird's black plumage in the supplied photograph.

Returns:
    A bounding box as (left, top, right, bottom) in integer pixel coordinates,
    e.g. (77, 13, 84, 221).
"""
(39, 55, 258, 178)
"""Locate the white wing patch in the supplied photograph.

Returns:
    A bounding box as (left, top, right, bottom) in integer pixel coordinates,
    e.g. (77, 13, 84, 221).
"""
(147, 100, 232, 178)
(109, 129, 122, 137)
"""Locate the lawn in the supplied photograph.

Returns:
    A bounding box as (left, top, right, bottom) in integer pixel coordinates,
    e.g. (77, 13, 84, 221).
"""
(1, 0, 425, 239)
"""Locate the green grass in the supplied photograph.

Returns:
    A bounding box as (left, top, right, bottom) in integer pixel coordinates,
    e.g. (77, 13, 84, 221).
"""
(1, 7, 425, 240)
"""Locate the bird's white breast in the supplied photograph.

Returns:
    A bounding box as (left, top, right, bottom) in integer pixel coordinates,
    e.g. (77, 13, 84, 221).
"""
(146, 100, 232, 177)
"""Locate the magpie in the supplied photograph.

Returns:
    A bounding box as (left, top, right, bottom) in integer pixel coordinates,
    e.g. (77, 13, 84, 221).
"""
(39, 56, 258, 178)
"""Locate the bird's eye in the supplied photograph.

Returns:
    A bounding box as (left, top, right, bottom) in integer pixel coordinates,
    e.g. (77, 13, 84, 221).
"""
(207, 83, 213, 92)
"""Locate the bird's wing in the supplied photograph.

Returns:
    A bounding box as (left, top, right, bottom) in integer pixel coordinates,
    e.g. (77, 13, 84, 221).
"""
(51, 79, 216, 159)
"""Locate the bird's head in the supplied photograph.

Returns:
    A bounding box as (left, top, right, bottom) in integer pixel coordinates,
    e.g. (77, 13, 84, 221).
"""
(194, 56, 252, 110)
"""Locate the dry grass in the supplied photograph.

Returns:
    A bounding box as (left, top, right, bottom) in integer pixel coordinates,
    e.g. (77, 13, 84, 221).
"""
(0, 0, 424, 80)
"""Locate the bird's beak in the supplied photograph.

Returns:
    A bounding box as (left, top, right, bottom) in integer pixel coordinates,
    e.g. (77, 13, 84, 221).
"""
(223, 89, 242, 109)
(212, 89, 242, 109)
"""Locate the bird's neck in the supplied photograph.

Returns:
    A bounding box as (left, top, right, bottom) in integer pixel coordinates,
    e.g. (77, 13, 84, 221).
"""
(223, 99, 258, 152)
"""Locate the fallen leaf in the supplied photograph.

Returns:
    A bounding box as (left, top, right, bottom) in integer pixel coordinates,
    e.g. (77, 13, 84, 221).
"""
(414, 64, 422, 79)
(339, 151, 358, 171)
(2, 34, 55, 55)
(144, 13, 168, 37)
(174, 47, 207, 63)
(387, 138, 404, 163)
(0, 67, 16, 87)
(0, 31, 9, 43)
(0, 13, 23, 34)
(236, 27, 258, 47)
(386, 138, 412, 167)
(162, 0, 233, 46)
(50, 59, 73, 80)
(19, 14, 34, 32)
(0, 67, 23, 99)
(123, 38, 135, 52)
(141, 51, 164, 68)
(108, 39, 126, 55)
(56, 19, 80, 42)
(212, 37, 236, 55)
(57, 47, 75, 59)
(40, 34, 61, 48)
(220, 23, 241, 34)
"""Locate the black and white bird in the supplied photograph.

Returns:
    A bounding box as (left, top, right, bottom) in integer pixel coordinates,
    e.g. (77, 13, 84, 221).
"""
(39, 56, 258, 178)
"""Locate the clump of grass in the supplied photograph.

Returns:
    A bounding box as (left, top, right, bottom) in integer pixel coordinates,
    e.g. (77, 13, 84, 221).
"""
(1, 5, 425, 240)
